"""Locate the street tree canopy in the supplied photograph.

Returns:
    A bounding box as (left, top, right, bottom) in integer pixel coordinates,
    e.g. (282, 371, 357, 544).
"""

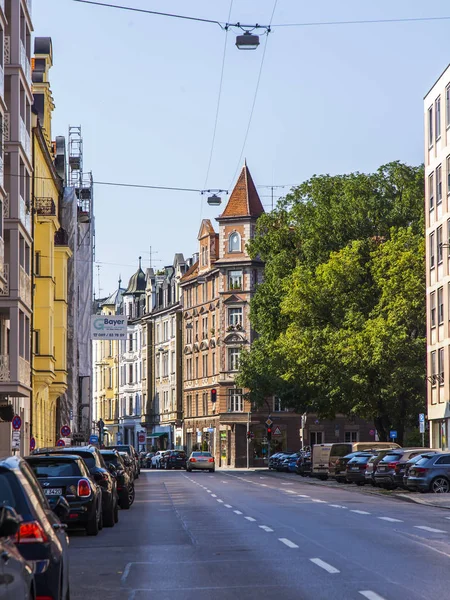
(238, 162, 425, 444)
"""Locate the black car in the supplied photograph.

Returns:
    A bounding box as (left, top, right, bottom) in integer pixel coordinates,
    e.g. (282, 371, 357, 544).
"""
(106, 445, 140, 479)
(0, 455, 70, 600)
(0, 506, 35, 599)
(100, 450, 135, 509)
(345, 453, 375, 485)
(25, 453, 103, 536)
(295, 453, 312, 476)
(334, 452, 372, 483)
(33, 445, 119, 528)
(161, 450, 187, 470)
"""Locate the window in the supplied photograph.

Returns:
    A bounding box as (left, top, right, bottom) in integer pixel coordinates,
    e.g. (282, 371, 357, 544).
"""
(436, 96, 442, 140)
(310, 431, 323, 445)
(274, 397, 283, 412)
(163, 321, 168, 341)
(228, 307, 243, 327)
(211, 277, 216, 299)
(431, 291, 436, 328)
(202, 316, 208, 338)
(212, 352, 216, 374)
(438, 225, 443, 263)
(108, 368, 113, 388)
(228, 347, 240, 371)
(171, 351, 175, 374)
(202, 353, 208, 377)
(202, 392, 208, 416)
(35, 251, 40, 275)
(228, 270, 242, 290)
(437, 165, 443, 205)
(430, 232, 435, 269)
(228, 388, 243, 412)
(33, 330, 40, 355)
(195, 394, 199, 416)
(229, 231, 241, 252)
(128, 364, 133, 384)
(163, 353, 168, 377)
(128, 334, 133, 352)
(187, 394, 192, 418)
(212, 313, 216, 331)
(195, 356, 199, 379)
(438, 287, 444, 324)
(439, 347, 445, 386)
(156, 355, 160, 378)
(344, 431, 358, 443)
(431, 351, 437, 386)
(428, 106, 433, 146)
(429, 173, 434, 211)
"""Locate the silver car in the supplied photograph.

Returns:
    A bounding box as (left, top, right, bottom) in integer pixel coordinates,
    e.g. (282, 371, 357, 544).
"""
(186, 452, 215, 472)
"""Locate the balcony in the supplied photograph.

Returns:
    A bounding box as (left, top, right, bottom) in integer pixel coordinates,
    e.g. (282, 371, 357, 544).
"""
(35, 197, 56, 216)
(20, 41, 31, 85)
(55, 228, 69, 246)
(0, 63, 4, 98)
(18, 357, 30, 385)
(20, 266, 31, 306)
(19, 196, 32, 233)
(0, 263, 9, 295)
(4, 36, 9, 66)
(20, 118, 31, 157)
(2, 194, 9, 218)
(3, 113, 9, 143)
(0, 355, 9, 381)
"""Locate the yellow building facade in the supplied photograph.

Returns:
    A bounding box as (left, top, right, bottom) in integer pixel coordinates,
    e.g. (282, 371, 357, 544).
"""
(32, 38, 71, 447)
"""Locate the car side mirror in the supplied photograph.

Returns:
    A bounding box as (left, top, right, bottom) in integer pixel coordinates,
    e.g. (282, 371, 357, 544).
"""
(0, 506, 21, 537)
(107, 464, 117, 475)
(53, 496, 70, 521)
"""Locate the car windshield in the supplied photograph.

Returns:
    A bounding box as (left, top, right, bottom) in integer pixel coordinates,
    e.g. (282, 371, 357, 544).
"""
(380, 453, 403, 463)
(350, 456, 371, 463)
(102, 453, 120, 466)
(67, 452, 96, 470)
(414, 456, 434, 466)
(27, 459, 82, 477)
(172, 452, 186, 457)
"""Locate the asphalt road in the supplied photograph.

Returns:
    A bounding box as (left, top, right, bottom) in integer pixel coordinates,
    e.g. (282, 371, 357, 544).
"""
(68, 469, 450, 600)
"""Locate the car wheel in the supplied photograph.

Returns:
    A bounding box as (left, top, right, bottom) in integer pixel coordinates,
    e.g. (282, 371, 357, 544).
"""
(103, 499, 115, 527)
(65, 581, 71, 600)
(431, 477, 450, 493)
(86, 506, 99, 536)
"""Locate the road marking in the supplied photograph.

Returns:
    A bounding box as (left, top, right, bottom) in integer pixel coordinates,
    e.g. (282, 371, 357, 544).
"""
(279, 538, 299, 548)
(445, 517, 450, 520)
(285, 490, 297, 494)
(234, 510, 243, 515)
(206, 490, 212, 493)
(310, 558, 340, 574)
(359, 592, 387, 600)
(297, 494, 310, 498)
(312, 499, 328, 503)
(217, 499, 224, 503)
(414, 525, 446, 533)
(378, 517, 403, 523)
(260, 484, 268, 487)
(281, 483, 293, 486)
(224, 504, 232, 508)
(211, 494, 217, 498)
(330, 504, 346, 509)
(245, 517, 256, 522)
(121, 562, 132, 584)
(259, 525, 274, 532)
(351, 510, 371, 515)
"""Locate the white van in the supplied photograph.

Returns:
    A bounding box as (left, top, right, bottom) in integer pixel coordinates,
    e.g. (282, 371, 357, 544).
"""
(312, 443, 352, 479)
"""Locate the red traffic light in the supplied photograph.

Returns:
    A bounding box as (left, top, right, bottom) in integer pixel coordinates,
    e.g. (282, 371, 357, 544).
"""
(211, 389, 217, 402)
(267, 427, 272, 434)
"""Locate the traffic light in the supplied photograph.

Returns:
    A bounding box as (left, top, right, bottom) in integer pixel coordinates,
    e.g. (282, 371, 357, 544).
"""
(247, 431, 251, 440)
(267, 427, 272, 441)
(211, 389, 217, 403)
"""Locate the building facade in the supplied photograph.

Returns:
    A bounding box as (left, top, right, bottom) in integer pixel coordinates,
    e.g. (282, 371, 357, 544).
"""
(31, 37, 72, 448)
(0, 0, 33, 457)
(425, 65, 450, 450)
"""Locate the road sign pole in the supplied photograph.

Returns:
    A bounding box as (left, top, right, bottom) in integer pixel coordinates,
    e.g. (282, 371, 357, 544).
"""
(246, 412, 250, 470)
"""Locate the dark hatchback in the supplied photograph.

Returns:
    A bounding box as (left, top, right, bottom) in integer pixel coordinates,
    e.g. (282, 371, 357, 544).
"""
(335, 452, 372, 483)
(0, 455, 71, 600)
(345, 453, 375, 485)
(32, 445, 119, 527)
(0, 506, 35, 600)
(100, 450, 135, 509)
(25, 453, 103, 536)
(161, 451, 187, 470)
(106, 445, 140, 479)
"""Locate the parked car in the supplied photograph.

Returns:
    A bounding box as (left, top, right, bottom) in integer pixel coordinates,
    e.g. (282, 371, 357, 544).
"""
(100, 450, 135, 509)
(335, 451, 376, 483)
(406, 453, 450, 493)
(161, 450, 187, 470)
(139, 452, 147, 468)
(269, 452, 294, 471)
(0, 506, 35, 600)
(278, 453, 300, 472)
(312, 443, 353, 480)
(106, 445, 140, 479)
(392, 449, 440, 488)
(374, 448, 431, 489)
(118, 451, 136, 483)
(25, 453, 103, 536)
(186, 452, 215, 472)
(403, 451, 441, 488)
(33, 445, 119, 527)
(365, 449, 400, 486)
(295, 453, 312, 476)
(144, 452, 155, 468)
(151, 450, 169, 469)
(345, 453, 375, 485)
(0, 455, 71, 600)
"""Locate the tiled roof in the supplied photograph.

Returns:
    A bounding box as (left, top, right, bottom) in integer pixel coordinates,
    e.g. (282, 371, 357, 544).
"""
(198, 219, 215, 238)
(220, 162, 264, 219)
(180, 260, 199, 283)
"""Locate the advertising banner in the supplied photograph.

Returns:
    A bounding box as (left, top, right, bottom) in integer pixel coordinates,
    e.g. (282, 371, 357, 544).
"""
(91, 315, 127, 339)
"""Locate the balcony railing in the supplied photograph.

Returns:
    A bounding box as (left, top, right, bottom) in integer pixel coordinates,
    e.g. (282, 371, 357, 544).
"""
(3, 113, 9, 142)
(2, 194, 9, 218)
(4, 36, 9, 66)
(0, 63, 4, 98)
(20, 41, 31, 85)
(20, 266, 31, 307)
(18, 357, 30, 385)
(20, 118, 31, 157)
(0, 355, 10, 381)
(0, 238, 3, 268)
(35, 197, 56, 216)
(55, 228, 69, 246)
(0, 263, 9, 295)
(19, 196, 32, 233)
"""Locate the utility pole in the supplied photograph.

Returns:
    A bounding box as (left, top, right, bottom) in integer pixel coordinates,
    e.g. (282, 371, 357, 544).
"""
(246, 411, 250, 469)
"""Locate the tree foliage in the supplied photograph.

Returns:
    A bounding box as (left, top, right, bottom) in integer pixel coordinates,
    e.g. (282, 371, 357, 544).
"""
(238, 162, 425, 444)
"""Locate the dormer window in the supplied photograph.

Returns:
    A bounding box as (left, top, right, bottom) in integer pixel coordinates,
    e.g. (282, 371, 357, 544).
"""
(229, 231, 241, 253)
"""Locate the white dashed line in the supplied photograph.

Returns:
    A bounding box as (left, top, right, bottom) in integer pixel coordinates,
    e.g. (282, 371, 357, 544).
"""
(259, 525, 274, 532)
(414, 525, 446, 533)
(285, 490, 297, 494)
(310, 558, 340, 574)
(245, 517, 256, 522)
(224, 504, 232, 508)
(378, 517, 403, 523)
(297, 494, 310, 498)
(211, 494, 217, 498)
(279, 538, 299, 549)
(234, 510, 243, 515)
(260, 484, 268, 487)
(351, 510, 371, 515)
(281, 483, 293, 486)
(217, 499, 224, 503)
(330, 504, 347, 509)
(312, 499, 328, 503)
(359, 591, 387, 600)
(206, 490, 211, 493)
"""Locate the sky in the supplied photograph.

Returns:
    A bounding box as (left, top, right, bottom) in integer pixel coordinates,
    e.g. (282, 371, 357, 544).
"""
(33, 0, 450, 297)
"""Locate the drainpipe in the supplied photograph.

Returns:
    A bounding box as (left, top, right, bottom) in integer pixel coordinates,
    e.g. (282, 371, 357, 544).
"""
(30, 126, 36, 446)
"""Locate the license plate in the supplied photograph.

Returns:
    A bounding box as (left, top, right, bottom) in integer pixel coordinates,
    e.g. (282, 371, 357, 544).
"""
(378, 466, 386, 471)
(351, 466, 359, 470)
(409, 470, 415, 476)
(44, 488, 62, 496)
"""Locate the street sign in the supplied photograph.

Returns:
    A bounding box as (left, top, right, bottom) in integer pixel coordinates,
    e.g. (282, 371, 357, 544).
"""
(69, 410, 73, 421)
(30, 437, 36, 451)
(56, 439, 65, 447)
(89, 434, 99, 444)
(265, 418, 273, 427)
(138, 432, 146, 444)
(61, 425, 71, 437)
(369, 429, 375, 436)
(11, 430, 20, 450)
(419, 413, 425, 423)
(390, 430, 397, 439)
(207, 427, 214, 433)
(12, 415, 22, 430)
(419, 421, 425, 434)
(273, 426, 282, 436)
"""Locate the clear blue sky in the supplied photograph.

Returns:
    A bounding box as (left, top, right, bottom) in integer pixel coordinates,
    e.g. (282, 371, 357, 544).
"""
(34, 0, 450, 296)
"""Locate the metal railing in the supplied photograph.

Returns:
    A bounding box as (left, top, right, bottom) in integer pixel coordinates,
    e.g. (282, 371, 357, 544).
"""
(0, 63, 4, 98)
(20, 41, 31, 85)
(0, 263, 9, 295)
(19, 196, 32, 233)
(3, 113, 9, 142)
(19, 266, 31, 307)
(2, 194, 9, 218)
(0, 355, 10, 381)
(18, 356, 30, 385)
(54, 228, 69, 246)
(4, 36, 9, 66)
(20, 118, 31, 157)
(35, 197, 56, 216)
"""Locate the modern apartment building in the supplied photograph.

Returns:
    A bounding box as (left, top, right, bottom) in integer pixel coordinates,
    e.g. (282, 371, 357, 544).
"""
(425, 65, 450, 450)
(0, 0, 33, 457)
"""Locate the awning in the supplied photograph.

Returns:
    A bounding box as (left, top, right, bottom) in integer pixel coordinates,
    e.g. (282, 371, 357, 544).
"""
(146, 432, 168, 438)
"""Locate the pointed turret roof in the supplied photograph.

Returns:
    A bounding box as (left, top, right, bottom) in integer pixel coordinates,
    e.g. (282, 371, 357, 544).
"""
(219, 162, 264, 219)
(125, 258, 146, 294)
